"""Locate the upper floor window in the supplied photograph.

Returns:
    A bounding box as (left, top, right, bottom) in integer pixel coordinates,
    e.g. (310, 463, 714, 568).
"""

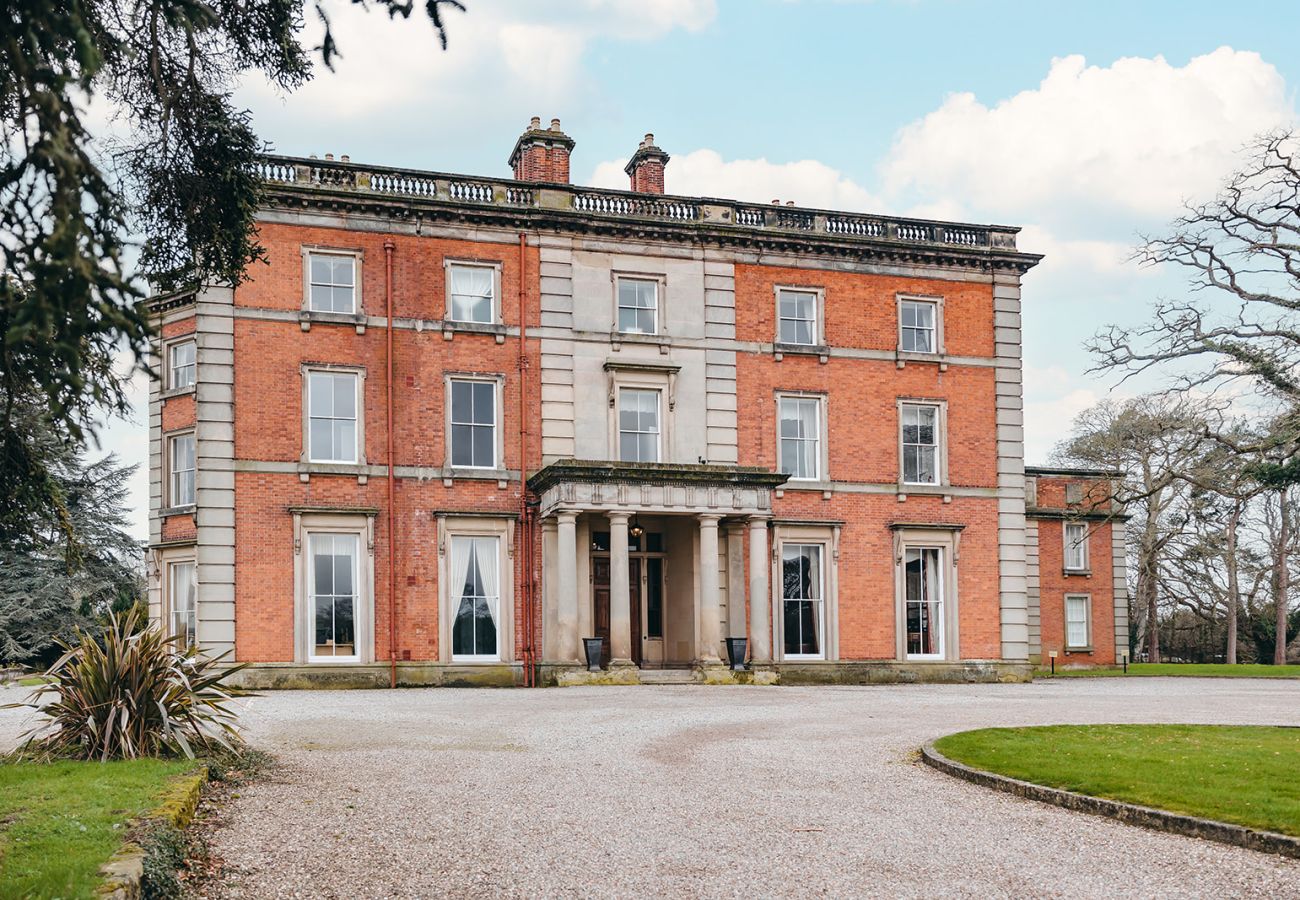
(1065, 594, 1091, 649)
(308, 371, 359, 463)
(169, 340, 196, 390)
(899, 298, 938, 354)
(618, 388, 660, 463)
(168, 432, 195, 507)
(777, 289, 818, 345)
(449, 379, 497, 468)
(617, 278, 658, 335)
(1064, 522, 1089, 572)
(447, 264, 496, 324)
(900, 403, 939, 485)
(778, 395, 821, 481)
(308, 252, 357, 314)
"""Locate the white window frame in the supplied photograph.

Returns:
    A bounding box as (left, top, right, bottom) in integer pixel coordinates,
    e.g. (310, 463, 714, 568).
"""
(1064, 521, 1090, 572)
(898, 399, 948, 487)
(301, 365, 366, 466)
(771, 523, 841, 663)
(614, 275, 661, 336)
(446, 375, 502, 471)
(1065, 593, 1092, 650)
(444, 260, 502, 325)
(293, 512, 375, 665)
(780, 541, 826, 660)
(302, 247, 362, 315)
(167, 338, 196, 391)
(166, 558, 198, 647)
(897, 294, 945, 356)
(776, 393, 827, 482)
(774, 285, 824, 347)
(166, 430, 196, 508)
(902, 546, 946, 660)
(616, 386, 662, 463)
(892, 526, 961, 661)
(448, 535, 503, 662)
(437, 515, 515, 664)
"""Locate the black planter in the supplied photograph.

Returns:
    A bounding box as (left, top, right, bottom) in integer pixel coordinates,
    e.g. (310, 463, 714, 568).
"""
(725, 637, 748, 671)
(583, 637, 605, 672)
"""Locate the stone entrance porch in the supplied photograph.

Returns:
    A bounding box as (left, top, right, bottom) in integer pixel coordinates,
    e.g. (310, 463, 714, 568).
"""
(528, 460, 789, 684)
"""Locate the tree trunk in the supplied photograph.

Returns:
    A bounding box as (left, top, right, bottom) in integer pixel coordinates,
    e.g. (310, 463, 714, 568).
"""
(1225, 501, 1240, 665)
(1276, 487, 1290, 666)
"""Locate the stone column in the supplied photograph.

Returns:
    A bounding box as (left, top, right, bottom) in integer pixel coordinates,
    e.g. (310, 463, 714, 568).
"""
(748, 517, 771, 663)
(697, 514, 723, 663)
(556, 511, 579, 664)
(541, 518, 559, 661)
(608, 512, 634, 667)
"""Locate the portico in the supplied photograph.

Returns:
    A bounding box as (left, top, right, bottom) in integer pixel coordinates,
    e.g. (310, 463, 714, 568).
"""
(529, 460, 788, 676)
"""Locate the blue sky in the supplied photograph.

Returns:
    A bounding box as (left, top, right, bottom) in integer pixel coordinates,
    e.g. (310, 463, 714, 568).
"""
(99, 0, 1300, 537)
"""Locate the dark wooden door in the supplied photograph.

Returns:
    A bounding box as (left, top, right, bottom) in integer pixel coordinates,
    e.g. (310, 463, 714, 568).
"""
(591, 556, 642, 667)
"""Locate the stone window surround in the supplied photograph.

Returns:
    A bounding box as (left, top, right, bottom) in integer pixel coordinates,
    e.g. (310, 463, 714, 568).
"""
(896, 397, 950, 491)
(895, 292, 947, 368)
(611, 270, 667, 338)
(444, 372, 507, 474)
(160, 333, 197, 397)
(604, 360, 679, 464)
(442, 257, 504, 331)
(300, 363, 368, 470)
(292, 510, 376, 665)
(1063, 520, 1091, 575)
(163, 427, 196, 513)
(160, 548, 197, 644)
(300, 245, 366, 333)
(770, 521, 841, 663)
(1064, 591, 1093, 652)
(890, 523, 962, 662)
(772, 283, 829, 361)
(774, 390, 829, 487)
(436, 513, 516, 664)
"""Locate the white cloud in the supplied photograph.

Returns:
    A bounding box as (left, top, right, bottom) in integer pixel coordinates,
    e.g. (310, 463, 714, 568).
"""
(881, 47, 1295, 226)
(590, 148, 883, 209)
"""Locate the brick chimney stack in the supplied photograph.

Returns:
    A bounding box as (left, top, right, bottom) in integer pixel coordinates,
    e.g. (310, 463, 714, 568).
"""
(508, 116, 575, 183)
(625, 133, 670, 194)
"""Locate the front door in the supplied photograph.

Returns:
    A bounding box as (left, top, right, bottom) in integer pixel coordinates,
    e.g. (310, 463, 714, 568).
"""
(640, 557, 665, 668)
(592, 557, 643, 667)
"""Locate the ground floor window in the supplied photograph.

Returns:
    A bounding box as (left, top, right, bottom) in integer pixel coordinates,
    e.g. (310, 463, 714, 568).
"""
(168, 559, 197, 646)
(782, 543, 824, 659)
(451, 535, 500, 660)
(905, 547, 944, 658)
(309, 533, 359, 661)
(1065, 594, 1091, 649)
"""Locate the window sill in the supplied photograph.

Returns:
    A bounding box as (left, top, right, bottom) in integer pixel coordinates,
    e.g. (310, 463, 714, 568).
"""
(773, 342, 829, 364)
(299, 310, 366, 334)
(297, 461, 370, 484)
(895, 350, 948, 371)
(1063, 569, 1093, 578)
(160, 505, 196, 518)
(1064, 646, 1094, 654)
(896, 484, 954, 504)
(441, 467, 511, 488)
(442, 321, 508, 344)
(610, 331, 671, 354)
(160, 385, 196, 401)
(779, 480, 835, 500)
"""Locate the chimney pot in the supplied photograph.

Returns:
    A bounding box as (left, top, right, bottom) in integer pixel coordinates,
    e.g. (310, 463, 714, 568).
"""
(510, 116, 574, 183)
(550, 118, 562, 131)
(624, 131, 670, 195)
(325, 153, 334, 161)
(771, 199, 780, 205)
(644, 133, 654, 145)
(786, 200, 795, 206)
(341, 154, 350, 163)
(530, 116, 541, 129)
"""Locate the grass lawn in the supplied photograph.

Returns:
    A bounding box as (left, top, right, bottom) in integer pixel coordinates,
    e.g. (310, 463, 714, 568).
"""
(0, 757, 199, 898)
(1037, 663, 1300, 678)
(934, 724, 1300, 836)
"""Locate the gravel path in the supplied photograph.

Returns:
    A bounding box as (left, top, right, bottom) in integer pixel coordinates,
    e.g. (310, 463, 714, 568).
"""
(5, 678, 1299, 898)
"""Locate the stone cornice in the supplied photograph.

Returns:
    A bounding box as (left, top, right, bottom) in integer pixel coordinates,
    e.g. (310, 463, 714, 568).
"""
(527, 459, 790, 494)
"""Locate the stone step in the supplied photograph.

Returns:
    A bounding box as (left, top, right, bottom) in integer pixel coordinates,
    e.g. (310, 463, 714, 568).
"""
(637, 668, 697, 685)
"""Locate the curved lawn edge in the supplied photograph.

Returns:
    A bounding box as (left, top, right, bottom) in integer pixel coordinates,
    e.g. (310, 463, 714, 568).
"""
(921, 740, 1300, 860)
(98, 765, 209, 898)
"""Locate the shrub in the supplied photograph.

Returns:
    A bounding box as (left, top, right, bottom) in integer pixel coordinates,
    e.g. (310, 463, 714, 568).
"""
(5, 607, 249, 761)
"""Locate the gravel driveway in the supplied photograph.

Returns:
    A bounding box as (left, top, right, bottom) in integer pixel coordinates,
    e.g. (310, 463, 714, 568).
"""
(5, 678, 1299, 898)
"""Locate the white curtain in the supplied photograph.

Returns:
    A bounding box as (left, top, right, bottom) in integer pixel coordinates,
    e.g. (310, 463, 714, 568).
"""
(474, 537, 500, 625)
(450, 536, 473, 611)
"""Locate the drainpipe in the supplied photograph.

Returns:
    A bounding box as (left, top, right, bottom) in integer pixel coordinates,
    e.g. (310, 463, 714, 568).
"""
(385, 239, 397, 689)
(517, 232, 534, 686)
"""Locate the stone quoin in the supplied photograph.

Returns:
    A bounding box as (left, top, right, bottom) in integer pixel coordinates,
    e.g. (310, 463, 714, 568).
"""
(146, 119, 1127, 687)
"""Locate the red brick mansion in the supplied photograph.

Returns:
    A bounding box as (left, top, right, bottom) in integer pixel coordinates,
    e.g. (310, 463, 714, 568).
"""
(146, 119, 1127, 686)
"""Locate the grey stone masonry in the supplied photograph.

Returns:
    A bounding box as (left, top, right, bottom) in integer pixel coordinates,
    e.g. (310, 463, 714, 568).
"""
(993, 271, 1029, 661)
